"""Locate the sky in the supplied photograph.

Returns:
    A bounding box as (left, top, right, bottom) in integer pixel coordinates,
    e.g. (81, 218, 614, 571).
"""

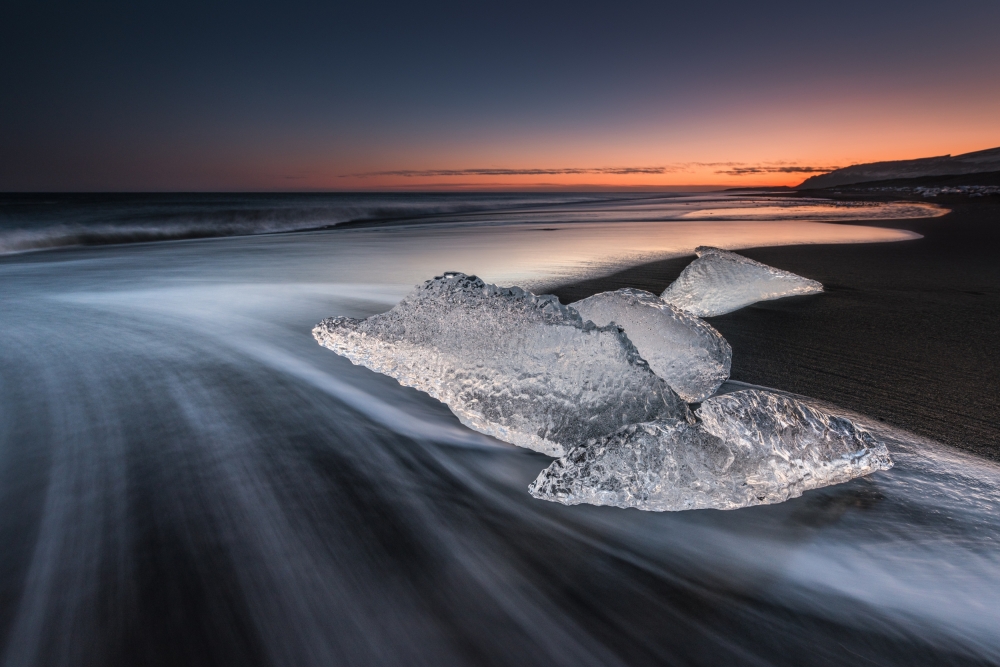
(2, 0, 999, 191)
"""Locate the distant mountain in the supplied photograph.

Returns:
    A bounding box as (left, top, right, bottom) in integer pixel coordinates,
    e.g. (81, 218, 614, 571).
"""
(819, 170, 1000, 191)
(798, 146, 1000, 189)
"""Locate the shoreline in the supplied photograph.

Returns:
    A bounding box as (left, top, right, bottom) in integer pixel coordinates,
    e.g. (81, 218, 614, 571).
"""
(0, 192, 943, 259)
(548, 197, 1000, 461)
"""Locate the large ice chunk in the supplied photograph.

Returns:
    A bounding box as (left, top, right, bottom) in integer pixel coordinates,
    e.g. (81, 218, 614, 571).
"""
(571, 288, 731, 402)
(313, 273, 689, 456)
(529, 389, 892, 510)
(660, 246, 823, 317)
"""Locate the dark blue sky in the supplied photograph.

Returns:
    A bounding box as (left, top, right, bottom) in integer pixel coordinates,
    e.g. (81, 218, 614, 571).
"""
(2, 0, 999, 190)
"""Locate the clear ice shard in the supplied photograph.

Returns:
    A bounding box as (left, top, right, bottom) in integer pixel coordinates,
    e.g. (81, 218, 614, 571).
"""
(529, 389, 892, 511)
(571, 289, 732, 402)
(660, 246, 823, 317)
(313, 273, 689, 456)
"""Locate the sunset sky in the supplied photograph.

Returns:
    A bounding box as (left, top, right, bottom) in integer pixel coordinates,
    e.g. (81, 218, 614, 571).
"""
(2, 0, 999, 191)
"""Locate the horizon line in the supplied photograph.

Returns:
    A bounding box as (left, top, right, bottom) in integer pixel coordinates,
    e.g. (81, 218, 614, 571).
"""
(0, 183, 799, 195)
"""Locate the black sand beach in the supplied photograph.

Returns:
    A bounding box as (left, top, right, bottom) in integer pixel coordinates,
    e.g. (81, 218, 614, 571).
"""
(550, 198, 1000, 461)
(2, 192, 999, 666)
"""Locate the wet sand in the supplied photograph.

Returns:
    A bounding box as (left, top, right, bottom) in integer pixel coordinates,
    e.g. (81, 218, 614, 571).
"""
(549, 198, 1000, 461)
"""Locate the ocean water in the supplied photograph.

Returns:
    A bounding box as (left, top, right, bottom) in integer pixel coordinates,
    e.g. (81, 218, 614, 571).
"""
(2, 193, 996, 667)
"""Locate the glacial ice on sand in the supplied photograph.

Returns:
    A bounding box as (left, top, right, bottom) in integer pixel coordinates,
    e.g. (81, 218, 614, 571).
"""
(661, 246, 824, 317)
(313, 273, 689, 456)
(572, 288, 732, 402)
(529, 389, 892, 511)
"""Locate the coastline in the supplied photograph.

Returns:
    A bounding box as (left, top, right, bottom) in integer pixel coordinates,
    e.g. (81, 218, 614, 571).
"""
(549, 197, 1000, 461)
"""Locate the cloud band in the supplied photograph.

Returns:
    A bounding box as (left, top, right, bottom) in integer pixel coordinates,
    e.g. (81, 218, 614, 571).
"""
(344, 163, 841, 178)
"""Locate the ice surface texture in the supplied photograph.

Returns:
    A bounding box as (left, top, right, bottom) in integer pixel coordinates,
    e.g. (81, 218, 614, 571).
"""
(529, 389, 892, 511)
(661, 246, 823, 317)
(313, 273, 689, 456)
(572, 288, 731, 402)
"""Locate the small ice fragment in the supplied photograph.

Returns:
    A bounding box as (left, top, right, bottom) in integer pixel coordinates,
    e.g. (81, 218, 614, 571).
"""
(313, 273, 689, 456)
(529, 389, 892, 511)
(660, 246, 823, 317)
(571, 288, 731, 402)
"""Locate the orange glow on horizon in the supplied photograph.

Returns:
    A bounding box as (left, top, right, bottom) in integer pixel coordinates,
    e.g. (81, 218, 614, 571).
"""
(268, 134, 1000, 192)
(286, 100, 1000, 192)
(17, 93, 996, 192)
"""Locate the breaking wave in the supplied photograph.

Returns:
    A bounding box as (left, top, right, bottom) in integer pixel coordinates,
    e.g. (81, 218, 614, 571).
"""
(0, 193, 601, 254)
(0, 192, 943, 255)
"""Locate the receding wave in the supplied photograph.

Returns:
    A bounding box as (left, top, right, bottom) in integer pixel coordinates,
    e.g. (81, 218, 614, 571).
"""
(1, 198, 995, 666)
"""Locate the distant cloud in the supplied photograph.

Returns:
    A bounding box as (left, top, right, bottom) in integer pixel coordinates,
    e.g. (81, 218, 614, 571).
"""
(669, 161, 839, 176)
(343, 162, 839, 179)
(713, 165, 841, 176)
(345, 166, 680, 178)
